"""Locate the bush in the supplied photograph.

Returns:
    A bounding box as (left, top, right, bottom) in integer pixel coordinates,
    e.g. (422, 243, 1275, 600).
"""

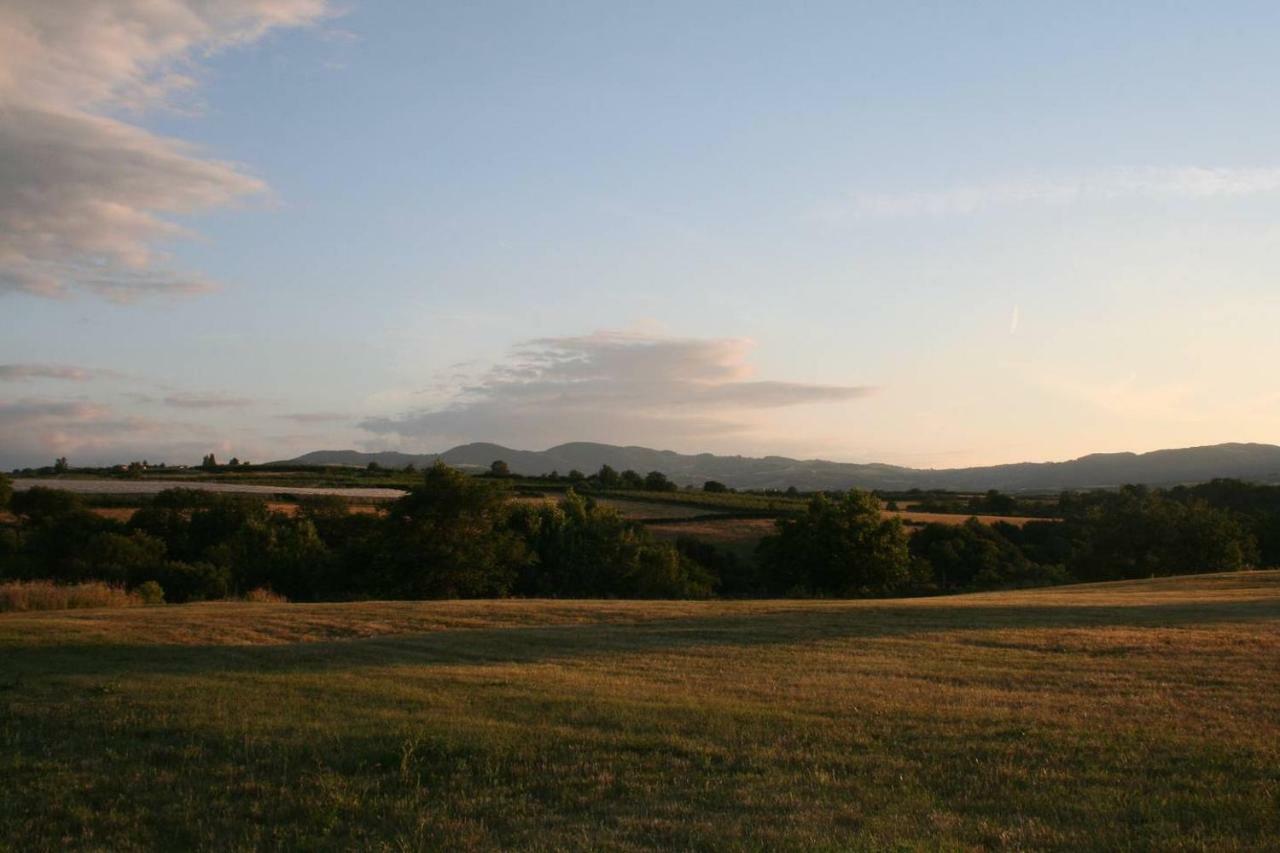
(243, 587, 288, 603)
(151, 561, 232, 603)
(10, 486, 85, 523)
(0, 580, 141, 612)
(675, 536, 758, 596)
(135, 580, 166, 605)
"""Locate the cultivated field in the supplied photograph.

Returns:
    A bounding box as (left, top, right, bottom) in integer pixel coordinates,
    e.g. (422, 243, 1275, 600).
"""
(10, 478, 406, 500)
(1, 572, 1277, 849)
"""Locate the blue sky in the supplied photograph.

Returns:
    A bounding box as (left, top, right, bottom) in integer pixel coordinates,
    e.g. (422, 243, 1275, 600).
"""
(2, 1, 1279, 468)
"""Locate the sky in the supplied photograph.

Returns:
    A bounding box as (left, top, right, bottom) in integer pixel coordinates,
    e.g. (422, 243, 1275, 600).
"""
(2, 0, 1279, 470)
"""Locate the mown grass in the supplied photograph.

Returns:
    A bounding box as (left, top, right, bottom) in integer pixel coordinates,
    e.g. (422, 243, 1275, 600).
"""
(1, 572, 1277, 850)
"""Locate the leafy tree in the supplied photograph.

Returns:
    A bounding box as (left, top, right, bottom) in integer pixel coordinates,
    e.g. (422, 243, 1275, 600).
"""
(675, 536, 757, 595)
(151, 561, 232, 602)
(201, 453, 218, 469)
(370, 462, 527, 598)
(1065, 487, 1256, 581)
(644, 471, 676, 492)
(702, 480, 728, 493)
(10, 487, 85, 523)
(512, 490, 711, 598)
(758, 491, 911, 595)
(80, 530, 167, 585)
(596, 464, 621, 488)
(489, 459, 511, 477)
(1176, 479, 1280, 566)
(909, 519, 1055, 591)
(366, 461, 382, 473)
(53, 457, 70, 474)
(619, 469, 644, 489)
(0, 472, 11, 511)
(973, 489, 1017, 515)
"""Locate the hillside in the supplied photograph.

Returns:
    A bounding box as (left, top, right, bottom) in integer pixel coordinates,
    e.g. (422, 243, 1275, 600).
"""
(286, 441, 1280, 491)
(2, 571, 1276, 848)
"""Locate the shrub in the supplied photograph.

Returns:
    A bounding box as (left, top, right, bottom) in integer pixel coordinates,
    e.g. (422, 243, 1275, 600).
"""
(135, 580, 166, 605)
(0, 580, 141, 612)
(10, 487, 85, 523)
(152, 561, 232, 602)
(243, 587, 288, 603)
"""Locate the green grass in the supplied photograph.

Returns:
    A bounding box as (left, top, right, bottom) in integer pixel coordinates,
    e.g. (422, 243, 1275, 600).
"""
(2, 573, 1278, 850)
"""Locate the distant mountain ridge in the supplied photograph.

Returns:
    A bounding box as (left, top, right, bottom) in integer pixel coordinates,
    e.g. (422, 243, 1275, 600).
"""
(282, 441, 1280, 492)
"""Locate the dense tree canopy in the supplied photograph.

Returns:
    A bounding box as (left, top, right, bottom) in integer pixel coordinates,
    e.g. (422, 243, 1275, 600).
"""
(757, 491, 912, 595)
(0, 471, 1274, 603)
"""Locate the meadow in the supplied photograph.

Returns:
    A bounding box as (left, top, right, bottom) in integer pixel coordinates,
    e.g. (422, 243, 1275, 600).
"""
(1, 571, 1277, 850)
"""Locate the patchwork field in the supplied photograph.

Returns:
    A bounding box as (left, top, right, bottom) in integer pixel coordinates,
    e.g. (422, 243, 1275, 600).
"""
(1, 572, 1277, 849)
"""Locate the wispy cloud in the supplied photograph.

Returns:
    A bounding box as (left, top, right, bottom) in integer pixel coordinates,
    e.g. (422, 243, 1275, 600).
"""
(361, 331, 875, 447)
(163, 393, 256, 410)
(0, 0, 331, 300)
(0, 396, 220, 467)
(278, 411, 351, 424)
(0, 363, 125, 382)
(821, 167, 1280, 221)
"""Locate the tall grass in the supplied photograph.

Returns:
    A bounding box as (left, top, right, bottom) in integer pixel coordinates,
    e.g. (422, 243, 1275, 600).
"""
(0, 580, 143, 613)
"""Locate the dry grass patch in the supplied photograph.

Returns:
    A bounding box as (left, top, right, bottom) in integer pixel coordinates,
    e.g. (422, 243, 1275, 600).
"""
(0, 580, 143, 613)
(1, 572, 1277, 849)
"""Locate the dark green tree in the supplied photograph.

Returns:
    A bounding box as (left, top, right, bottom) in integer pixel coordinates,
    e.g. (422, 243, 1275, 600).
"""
(511, 490, 711, 598)
(370, 462, 527, 598)
(758, 490, 911, 595)
(1066, 487, 1256, 581)
(644, 471, 676, 492)
(908, 518, 1061, 591)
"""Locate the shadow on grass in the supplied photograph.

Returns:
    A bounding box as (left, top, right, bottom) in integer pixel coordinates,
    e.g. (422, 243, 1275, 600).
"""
(3, 595, 1277, 683)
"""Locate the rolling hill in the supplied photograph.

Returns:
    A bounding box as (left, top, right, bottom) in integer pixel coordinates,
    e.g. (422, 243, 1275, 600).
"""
(285, 441, 1280, 492)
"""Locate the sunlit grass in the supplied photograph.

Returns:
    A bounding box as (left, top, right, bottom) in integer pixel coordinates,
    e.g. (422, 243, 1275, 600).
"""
(1, 572, 1277, 849)
(0, 580, 143, 613)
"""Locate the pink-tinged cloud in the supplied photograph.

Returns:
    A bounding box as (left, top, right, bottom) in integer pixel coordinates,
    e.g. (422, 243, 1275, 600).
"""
(163, 393, 256, 409)
(0, 0, 330, 300)
(362, 331, 876, 447)
(0, 363, 125, 382)
(0, 396, 221, 468)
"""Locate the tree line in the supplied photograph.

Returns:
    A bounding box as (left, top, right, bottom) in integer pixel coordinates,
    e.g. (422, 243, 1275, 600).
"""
(0, 468, 1274, 602)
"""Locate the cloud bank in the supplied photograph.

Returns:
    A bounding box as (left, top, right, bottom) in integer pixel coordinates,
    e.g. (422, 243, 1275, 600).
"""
(0, 396, 220, 467)
(826, 167, 1280, 220)
(362, 332, 875, 448)
(0, 0, 329, 300)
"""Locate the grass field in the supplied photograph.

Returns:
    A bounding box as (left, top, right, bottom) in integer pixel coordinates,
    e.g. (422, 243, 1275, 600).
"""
(1, 573, 1277, 850)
